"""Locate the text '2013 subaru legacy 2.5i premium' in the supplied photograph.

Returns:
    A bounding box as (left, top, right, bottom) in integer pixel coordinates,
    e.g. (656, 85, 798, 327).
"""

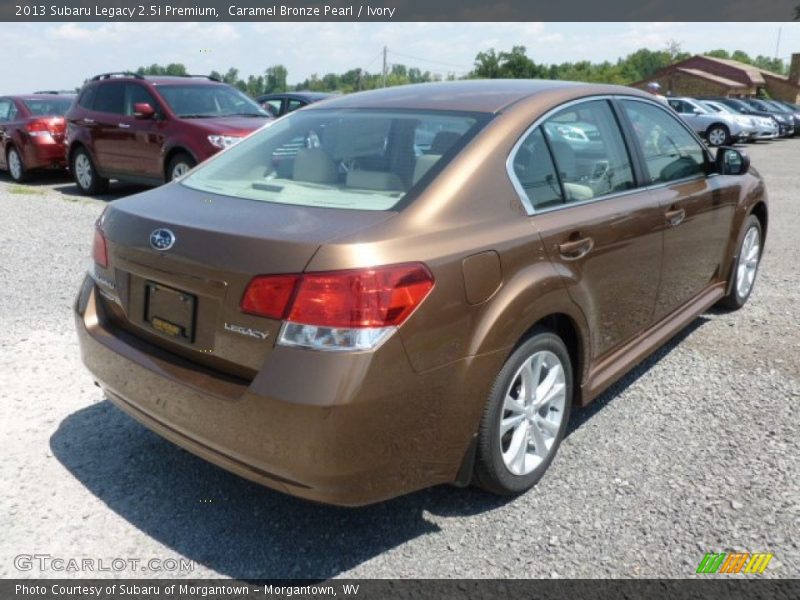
(75, 80, 767, 506)
(65, 73, 271, 194)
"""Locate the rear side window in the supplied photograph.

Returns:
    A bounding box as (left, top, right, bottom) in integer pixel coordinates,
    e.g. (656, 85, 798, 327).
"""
(621, 100, 706, 184)
(182, 108, 489, 211)
(511, 127, 564, 210)
(93, 83, 125, 114)
(286, 98, 305, 113)
(78, 85, 97, 110)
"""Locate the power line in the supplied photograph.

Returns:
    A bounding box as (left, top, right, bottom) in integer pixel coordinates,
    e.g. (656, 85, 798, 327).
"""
(386, 48, 471, 70)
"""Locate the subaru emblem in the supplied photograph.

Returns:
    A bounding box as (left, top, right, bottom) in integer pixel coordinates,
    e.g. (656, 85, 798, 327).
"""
(149, 228, 175, 251)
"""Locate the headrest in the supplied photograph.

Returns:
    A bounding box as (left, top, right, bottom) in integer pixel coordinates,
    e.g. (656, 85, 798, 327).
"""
(430, 131, 461, 155)
(293, 148, 338, 184)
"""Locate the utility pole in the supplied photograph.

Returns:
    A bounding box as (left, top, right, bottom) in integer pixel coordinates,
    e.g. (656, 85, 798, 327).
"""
(382, 46, 388, 88)
(775, 27, 782, 60)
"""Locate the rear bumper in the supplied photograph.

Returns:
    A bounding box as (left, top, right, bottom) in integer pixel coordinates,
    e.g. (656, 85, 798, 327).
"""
(23, 136, 67, 169)
(74, 276, 502, 506)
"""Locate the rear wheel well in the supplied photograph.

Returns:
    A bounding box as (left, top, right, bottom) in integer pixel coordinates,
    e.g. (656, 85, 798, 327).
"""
(518, 313, 584, 405)
(68, 142, 86, 165)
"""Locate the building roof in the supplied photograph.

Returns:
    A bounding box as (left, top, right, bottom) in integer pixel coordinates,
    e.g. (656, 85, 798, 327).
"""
(674, 68, 748, 89)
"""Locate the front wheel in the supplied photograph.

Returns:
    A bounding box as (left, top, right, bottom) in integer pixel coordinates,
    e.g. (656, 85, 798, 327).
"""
(167, 153, 196, 182)
(719, 215, 762, 310)
(473, 330, 573, 496)
(706, 124, 730, 147)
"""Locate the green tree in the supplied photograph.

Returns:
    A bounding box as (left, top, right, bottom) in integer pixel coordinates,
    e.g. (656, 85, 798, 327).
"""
(265, 65, 288, 93)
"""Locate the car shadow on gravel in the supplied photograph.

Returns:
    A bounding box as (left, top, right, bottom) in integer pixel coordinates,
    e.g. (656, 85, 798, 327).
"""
(49, 316, 709, 579)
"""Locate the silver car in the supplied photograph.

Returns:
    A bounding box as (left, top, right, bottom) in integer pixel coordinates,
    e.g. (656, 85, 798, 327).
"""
(698, 100, 779, 141)
(667, 97, 750, 146)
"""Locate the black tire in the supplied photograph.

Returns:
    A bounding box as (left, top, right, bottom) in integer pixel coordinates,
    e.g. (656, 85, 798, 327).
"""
(71, 146, 109, 195)
(706, 124, 731, 147)
(473, 329, 573, 496)
(718, 215, 763, 310)
(6, 146, 28, 183)
(166, 153, 196, 182)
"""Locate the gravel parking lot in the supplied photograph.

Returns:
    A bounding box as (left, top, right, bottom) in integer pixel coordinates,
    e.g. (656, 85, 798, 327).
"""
(0, 140, 798, 580)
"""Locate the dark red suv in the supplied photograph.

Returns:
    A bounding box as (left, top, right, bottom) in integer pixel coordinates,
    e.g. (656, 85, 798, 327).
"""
(65, 73, 271, 194)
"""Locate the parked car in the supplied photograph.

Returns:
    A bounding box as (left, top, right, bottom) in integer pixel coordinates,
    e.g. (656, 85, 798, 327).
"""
(255, 91, 332, 117)
(739, 98, 795, 137)
(696, 99, 779, 141)
(666, 96, 750, 145)
(65, 73, 271, 194)
(0, 93, 75, 182)
(701, 97, 794, 138)
(761, 99, 800, 132)
(76, 80, 767, 506)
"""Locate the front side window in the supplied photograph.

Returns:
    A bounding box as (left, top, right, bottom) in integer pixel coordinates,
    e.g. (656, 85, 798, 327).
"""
(286, 98, 305, 113)
(77, 85, 97, 110)
(182, 108, 488, 211)
(156, 84, 267, 118)
(124, 84, 160, 116)
(621, 100, 706, 184)
(541, 99, 635, 204)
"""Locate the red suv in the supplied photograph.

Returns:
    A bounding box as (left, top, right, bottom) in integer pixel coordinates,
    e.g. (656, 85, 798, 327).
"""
(65, 73, 271, 194)
(0, 93, 74, 182)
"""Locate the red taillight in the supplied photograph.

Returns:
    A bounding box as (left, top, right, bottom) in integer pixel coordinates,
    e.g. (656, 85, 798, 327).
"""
(240, 263, 434, 328)
(92, 227, 108, 268)
(25, 118, 64, 136)
(240, 274, 300, 320)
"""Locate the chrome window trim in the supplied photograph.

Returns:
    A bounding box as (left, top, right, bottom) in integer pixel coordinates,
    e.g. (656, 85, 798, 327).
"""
(505, 94, 712, 217)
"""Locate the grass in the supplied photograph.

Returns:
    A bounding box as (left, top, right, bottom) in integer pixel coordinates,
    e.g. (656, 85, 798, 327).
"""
(7, 184, 45, 195)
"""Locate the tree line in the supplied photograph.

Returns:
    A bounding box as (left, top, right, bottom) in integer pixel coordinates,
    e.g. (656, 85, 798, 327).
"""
(134, 44, 792, 97)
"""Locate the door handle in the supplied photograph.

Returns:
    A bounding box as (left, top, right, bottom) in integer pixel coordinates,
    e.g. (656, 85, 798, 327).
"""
(83, 118, 95, 124)
(118, 123, 131, 129)
(558, 236, 594, 260)
(665, 207, 686, 227)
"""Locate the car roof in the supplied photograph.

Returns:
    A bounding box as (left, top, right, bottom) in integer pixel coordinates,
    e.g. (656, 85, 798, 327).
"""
(306, 79, 649, 114)
(7, 94, 76, 100)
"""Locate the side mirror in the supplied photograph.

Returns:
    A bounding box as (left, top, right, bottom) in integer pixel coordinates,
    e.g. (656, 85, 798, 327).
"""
(715, 147, 750, 176)
(133, 102, 156, 120)
(692, 108, 703, 114)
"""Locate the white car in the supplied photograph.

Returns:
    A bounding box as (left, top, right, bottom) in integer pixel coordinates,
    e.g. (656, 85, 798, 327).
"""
(697, 100, 780, 141)
(667, 97, 751, 146)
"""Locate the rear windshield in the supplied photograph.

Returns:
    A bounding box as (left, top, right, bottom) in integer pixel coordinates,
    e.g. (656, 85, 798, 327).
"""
(22, 97, 73, 116)
(156, 84, 267, 118)
(181, 108, 489, 211)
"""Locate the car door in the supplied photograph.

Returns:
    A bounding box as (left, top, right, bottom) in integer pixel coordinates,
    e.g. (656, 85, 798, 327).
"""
(619, 98, 738, 321)
(0, 97, 12, 168)
(512, 98, 665, 359)
(118, 83, 167, 179)
(90, 82, 127, 173)
(668, 99, 703, 135)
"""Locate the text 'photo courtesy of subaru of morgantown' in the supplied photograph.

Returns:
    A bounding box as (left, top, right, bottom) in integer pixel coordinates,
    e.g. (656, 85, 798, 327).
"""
(65, 72, 272, 194)
(75, 80, 767, 506)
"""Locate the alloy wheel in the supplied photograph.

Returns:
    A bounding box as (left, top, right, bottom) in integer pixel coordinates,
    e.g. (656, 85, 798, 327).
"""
(499, 350, 567, 476)
(8, 148, 22, 181)
(74, 153, 93, 190)
(708, 127, 727, 146)
(171, 162, 191, 180)
(736, 226, 760, 299)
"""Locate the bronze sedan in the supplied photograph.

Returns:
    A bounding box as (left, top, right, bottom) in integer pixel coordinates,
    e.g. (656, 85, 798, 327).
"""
(75, 80, 767, 505)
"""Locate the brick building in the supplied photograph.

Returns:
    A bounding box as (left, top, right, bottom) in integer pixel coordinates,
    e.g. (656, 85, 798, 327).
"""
(633, 53, 800, 102)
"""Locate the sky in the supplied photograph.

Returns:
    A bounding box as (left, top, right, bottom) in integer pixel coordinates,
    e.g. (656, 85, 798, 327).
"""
(1, 22, 798, 92)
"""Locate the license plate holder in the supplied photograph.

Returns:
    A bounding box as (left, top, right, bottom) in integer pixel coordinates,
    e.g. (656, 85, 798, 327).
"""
(145, 282, 196, 342)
